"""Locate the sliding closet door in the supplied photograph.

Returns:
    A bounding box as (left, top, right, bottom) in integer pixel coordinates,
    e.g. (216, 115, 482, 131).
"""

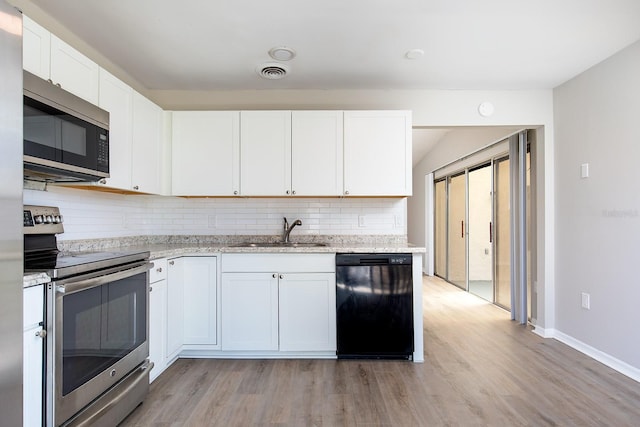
(494, 157, 511, 309)
(468, 164, 493, 301)
(447, 173, 466, 289)
(434, 179, 447, 278)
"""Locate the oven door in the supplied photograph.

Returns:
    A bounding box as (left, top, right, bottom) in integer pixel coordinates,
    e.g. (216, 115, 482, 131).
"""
(47, 261, 152, 426)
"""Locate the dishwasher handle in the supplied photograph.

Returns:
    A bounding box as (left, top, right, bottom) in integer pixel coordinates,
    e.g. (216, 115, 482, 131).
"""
(336, 253, 412, 266)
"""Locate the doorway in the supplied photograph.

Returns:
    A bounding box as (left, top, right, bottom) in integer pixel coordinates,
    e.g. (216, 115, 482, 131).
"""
(432, 132, 532, 318)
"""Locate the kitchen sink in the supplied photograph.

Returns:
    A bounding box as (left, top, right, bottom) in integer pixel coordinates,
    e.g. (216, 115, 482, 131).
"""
(231, 242, 328, 248)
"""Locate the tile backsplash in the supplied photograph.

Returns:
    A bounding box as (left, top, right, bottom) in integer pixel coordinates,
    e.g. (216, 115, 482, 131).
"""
(24, 186, 407, 241)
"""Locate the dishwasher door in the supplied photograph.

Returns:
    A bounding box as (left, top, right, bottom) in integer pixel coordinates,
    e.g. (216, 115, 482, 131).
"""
(336, 253, 413, 359)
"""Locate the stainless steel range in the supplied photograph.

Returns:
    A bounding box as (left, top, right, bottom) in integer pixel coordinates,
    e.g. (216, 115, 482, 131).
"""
(24, 205, 153, 427)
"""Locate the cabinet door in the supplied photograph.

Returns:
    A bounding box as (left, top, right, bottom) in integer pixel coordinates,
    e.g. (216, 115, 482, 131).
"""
(343, 111, 412, 196)
(221, 273, 279, 350)
(131, 92, 163, 194)
(50, 34, 99, 104)
(240, 111, 291, 196)
(22, 16, 51, 80)
(172, 111, 240, 196)
(182, 257, 217, 345)
(149, 278, 167, 383)
(279, 273, 336, 351)
(23, 285, 44, 427)
(291, 111, 343, 196)
(98, 69, 133, 190)
(166, 258, 184, 361)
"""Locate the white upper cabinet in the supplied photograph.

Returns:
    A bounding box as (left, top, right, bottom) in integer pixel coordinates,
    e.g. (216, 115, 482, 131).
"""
(343, 110, 412, 196)
(131, 92, 163, 194)
(98, 69, 133, 190)
(171, 111, 240, 196)
(291, 111, 343, 196)
(240, 111, 292, 196)
(23, 16, 99, 104)
(22, 16, 50, 80)
(49, 35, 100, 105)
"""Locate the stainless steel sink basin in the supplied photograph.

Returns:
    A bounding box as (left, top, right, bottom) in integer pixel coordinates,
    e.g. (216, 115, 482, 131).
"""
(231, 242, 328, 248)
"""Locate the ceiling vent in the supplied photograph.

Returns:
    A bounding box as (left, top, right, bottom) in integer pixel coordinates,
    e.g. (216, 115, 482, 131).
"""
(256, 62, 290, 80)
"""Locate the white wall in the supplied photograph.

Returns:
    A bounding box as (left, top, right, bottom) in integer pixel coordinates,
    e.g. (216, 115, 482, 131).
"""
(23, 186, 406, 241)
(553, 40, 640, 372)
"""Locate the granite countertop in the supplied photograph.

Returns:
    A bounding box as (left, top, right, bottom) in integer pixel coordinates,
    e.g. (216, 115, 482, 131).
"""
(58, 235, 426, 260)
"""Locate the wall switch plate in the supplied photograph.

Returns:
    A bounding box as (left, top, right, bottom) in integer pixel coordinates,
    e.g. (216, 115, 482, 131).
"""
(581, 163, 589, 178)
(581, 292, 591, 309)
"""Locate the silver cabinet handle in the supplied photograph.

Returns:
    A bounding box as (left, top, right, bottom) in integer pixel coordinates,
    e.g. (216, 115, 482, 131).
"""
(279, 274, 284, 279)
(99, 178, 107, 184)
(149, 286, 153, 292)
(286, 190, 290, 195)
(169, 260, 175, 266)
(56, 83, 61, 88)
(133, 185, 139, 190)
(292, 190, 296, 195)
(272, 273, 277, 279)
(233, 190, 238, 195)
(156, 267, 162, 273)
(35, 330, 47, 338)
(47, 79, 53, 84)
(344, 190, 350, 195)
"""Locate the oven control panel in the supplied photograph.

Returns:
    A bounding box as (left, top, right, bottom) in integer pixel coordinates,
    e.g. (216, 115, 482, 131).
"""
(23, 205, 64, 235)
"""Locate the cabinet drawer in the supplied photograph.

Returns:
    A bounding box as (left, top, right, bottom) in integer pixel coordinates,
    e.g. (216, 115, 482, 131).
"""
(150, 258, 168, 283)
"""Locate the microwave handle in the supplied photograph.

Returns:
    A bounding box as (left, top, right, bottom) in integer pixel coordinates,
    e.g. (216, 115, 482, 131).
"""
(56, 262, 153, 295)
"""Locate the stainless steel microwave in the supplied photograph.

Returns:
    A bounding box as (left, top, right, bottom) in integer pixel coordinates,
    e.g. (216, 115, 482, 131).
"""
(23, 70, 110, 182)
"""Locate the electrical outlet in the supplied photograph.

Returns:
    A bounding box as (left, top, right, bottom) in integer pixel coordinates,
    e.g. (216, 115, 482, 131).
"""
(581, 292, 590, 310)
(394, 214, 403, 228)
(358, 215, 366, 227)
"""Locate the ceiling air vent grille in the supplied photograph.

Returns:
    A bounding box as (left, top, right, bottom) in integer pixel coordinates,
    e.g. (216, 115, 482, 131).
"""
(256, 62, 290, 80)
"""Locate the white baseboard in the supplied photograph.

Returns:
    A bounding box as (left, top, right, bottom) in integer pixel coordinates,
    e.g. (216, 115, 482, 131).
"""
(533, 327, 640, 383)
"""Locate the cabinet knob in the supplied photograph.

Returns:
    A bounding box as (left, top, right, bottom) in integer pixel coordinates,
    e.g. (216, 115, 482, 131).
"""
(35, 329, 47, 339)
(56, 83, 62, 88)
(233, 190, 238, 195)
(47, 79, 53, 84)
(272, 273, 277, 279)
(133, 185, 139, 190)
(344, 190, 350, 195)
(169, 260, 175, 266)
(99, 178, 107, 185)
(149, 286, 153, 292)
(292, 190, 296, 195)
(156, 267, 162, 273)
(286, 190, 290, 195)
(279, 274, 284, 280)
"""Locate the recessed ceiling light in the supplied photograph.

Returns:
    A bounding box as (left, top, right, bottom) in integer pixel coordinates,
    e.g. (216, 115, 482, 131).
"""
(268, 46, 296, 61)
(405, 48, 424, 60)
(256, 62, 290, 80)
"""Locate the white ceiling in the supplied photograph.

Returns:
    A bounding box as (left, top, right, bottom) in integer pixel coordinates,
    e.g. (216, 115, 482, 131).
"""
(20, 0, 640, 91)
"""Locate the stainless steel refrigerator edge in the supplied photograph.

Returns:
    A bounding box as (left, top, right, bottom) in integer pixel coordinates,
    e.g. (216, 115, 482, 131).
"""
(0, 1, 23, 426)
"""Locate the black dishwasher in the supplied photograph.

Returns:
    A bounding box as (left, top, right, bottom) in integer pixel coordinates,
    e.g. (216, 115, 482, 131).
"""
(336, 253, 413, 360)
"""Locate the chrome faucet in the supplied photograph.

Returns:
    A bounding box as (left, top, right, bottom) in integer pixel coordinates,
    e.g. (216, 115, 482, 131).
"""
(282, 217, 302, 243)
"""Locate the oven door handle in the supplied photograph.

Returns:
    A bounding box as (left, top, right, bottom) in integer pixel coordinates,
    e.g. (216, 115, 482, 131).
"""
(56, 261, 153, 295)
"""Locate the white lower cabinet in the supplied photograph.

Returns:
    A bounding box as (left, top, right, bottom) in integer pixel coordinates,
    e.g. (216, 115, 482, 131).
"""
(279, 273, 336, 352)
(165, 256, 218, 363)
(182, 257, 218, 347)
(23, 285, 45, 427)
(220, 254, 336, 354)
(149, 258, 167, 383)
(166, 257, 184, 362)
(221, 273, 279, 351)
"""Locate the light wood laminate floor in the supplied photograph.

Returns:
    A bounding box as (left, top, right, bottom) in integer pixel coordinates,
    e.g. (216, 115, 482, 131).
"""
(121, 276, 640, 426)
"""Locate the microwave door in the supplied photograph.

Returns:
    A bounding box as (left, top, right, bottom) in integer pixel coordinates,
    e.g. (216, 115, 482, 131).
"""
(59, 119, 89, 167)
(24, 104, 63, 162)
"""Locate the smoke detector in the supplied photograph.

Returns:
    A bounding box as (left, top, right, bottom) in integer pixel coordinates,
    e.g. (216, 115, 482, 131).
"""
(256, 62, 290, 80)
(268, 46, 296, 61)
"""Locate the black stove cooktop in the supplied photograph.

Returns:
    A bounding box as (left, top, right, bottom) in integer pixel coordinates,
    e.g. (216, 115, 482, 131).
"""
(25, 249, 150, 279)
